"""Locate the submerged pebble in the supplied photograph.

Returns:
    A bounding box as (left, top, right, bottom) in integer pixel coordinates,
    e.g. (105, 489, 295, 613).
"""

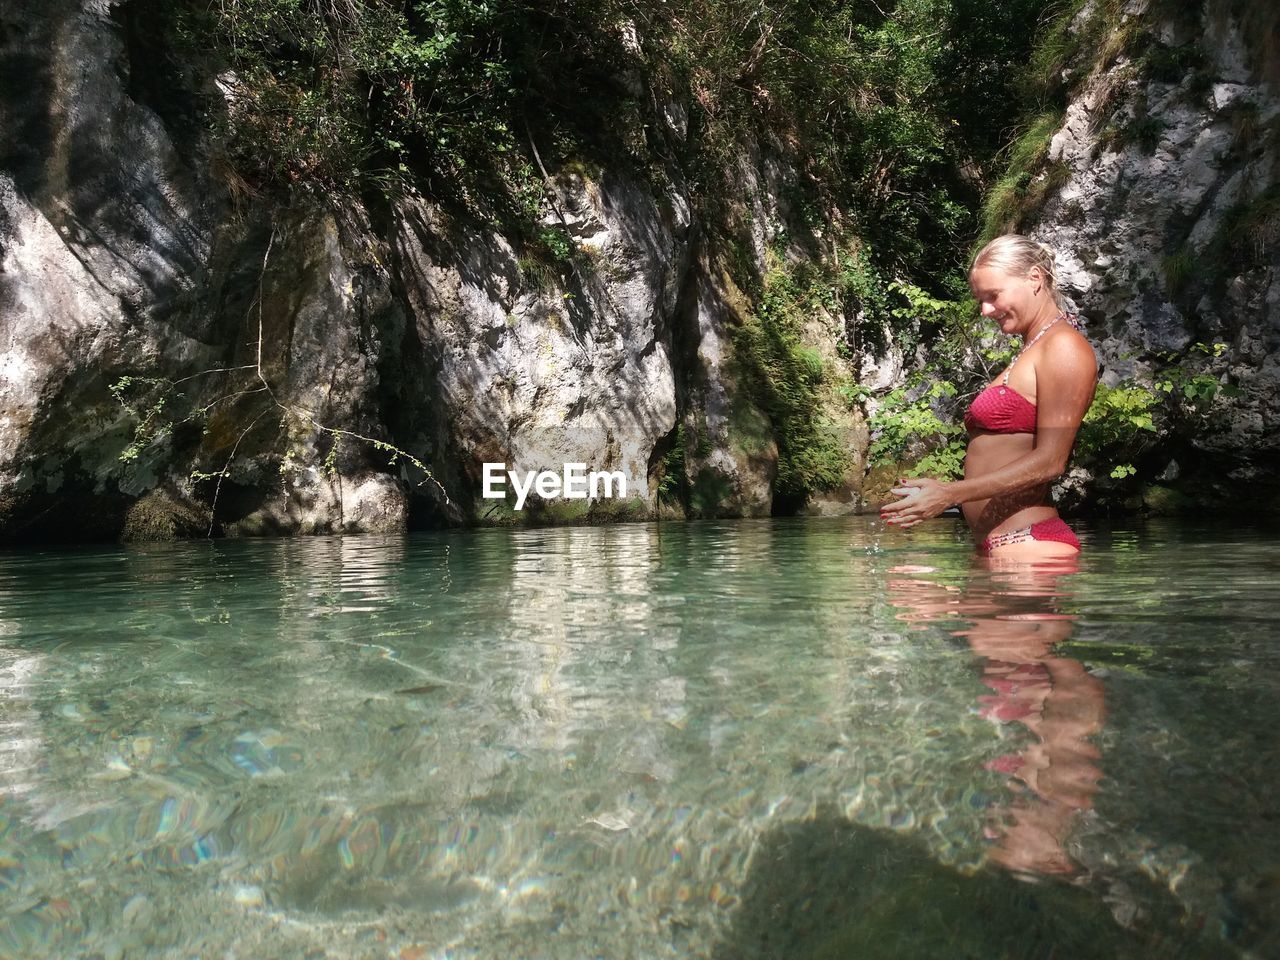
(585, 812, 632, 832)
(122, 893, 152, 927)
(93, 757, 133, 781)
(233, 884, 265, 908)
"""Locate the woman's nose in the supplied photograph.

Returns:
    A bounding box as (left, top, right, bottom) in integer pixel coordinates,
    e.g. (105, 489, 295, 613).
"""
(980, 302, 996, 317)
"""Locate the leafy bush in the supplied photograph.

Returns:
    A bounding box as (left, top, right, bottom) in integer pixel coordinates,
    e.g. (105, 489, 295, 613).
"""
(1077, 383, 1160, 479)
(861, 282, 983, 480)
(868, 380, 967, 480)
(1077, 344, 1236, 480)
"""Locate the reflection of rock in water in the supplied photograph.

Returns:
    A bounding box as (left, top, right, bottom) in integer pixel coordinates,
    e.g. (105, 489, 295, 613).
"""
(712, 810, 1218, 960)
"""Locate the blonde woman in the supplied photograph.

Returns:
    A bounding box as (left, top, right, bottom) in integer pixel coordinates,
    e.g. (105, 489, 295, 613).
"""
(880, 235, 1097, 556)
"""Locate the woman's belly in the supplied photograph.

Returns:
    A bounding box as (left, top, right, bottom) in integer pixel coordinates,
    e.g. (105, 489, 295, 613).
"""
(960, 432, 1058, 538)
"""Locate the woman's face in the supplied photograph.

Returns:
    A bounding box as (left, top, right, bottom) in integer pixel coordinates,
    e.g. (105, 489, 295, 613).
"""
(969, 264, 1042, 336)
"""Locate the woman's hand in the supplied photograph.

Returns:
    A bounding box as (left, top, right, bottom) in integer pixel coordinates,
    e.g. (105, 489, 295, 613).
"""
(879, 477, 954, 529)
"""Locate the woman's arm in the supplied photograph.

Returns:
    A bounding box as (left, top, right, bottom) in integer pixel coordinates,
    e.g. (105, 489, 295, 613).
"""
(881, 334, 1097, 527)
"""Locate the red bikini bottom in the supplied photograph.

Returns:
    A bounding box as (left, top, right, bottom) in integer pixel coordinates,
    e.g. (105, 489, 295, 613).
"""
(979, 517, 1080, 554)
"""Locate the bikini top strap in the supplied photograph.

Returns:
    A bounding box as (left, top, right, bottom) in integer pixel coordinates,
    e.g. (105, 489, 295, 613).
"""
(1002, 311, 1068, 387)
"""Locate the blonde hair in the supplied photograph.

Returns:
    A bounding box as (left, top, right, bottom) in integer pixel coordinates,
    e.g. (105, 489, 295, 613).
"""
(971, 234, 1066, 308)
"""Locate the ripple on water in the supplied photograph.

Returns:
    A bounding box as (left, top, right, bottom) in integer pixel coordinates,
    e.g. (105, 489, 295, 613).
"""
(0, 520, 1277, 957)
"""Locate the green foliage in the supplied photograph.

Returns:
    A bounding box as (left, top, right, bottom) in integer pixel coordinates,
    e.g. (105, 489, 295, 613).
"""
(516, 255, 559, 293)
(536, 226, 576, 264)
(110, 375, 184, 462)
(170, 0, 1052, 298)
(858, 279, 984, 480)
(839, 249, 892, 318)
(658, 422, 687, 505)
(836, 247, 896, 357)
(1007, 110, 1066, 174)
(979, 109, 1065, 244)
(657, 413, 729, 515)
(867, 380, 967, 480)
(1141, 40, 1205, 84)
(1153, 342, 1235, 412)
(182, 0, 509, 190)
(888, 281, 972, 330)
(167, 0, 650, 244)
(689, 467, 736, 517)
(1077, 344, 1235, 482)
(1161, 246, 1196, 300)
(731, 256, 854, 498)
(1077, 382, 1160, 469)
(1027, 0, 1092, 95)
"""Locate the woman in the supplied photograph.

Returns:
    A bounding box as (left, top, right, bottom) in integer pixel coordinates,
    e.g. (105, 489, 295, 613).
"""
(880, 235, 1097, 557)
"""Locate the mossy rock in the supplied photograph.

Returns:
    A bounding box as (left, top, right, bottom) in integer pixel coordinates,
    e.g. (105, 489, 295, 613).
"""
(1140, 483, 1193, 515)
(654, 498, 687, 521)
(121, 490, 211, 542)
(475, 493, 653, 527)
(584, 495, 652, 524)
(728, 397, 775, 458)
(862, 462, 907, 511)
(688, 466, 740, 518)
(472, 496, 524, 527)
(524, 496, 594, 526)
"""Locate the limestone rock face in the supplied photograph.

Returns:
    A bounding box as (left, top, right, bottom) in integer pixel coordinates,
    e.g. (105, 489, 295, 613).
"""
(676, 256, 778, 519)
(387, 169, 690, 521)
(1028, 0, 1280, 489)
(0, 0, 221, 539)
(209, 206, 409, 538)
(3, 0, 865, 541)
(0, 1, 409, 539)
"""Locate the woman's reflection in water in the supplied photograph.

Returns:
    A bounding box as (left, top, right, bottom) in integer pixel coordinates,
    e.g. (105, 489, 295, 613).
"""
(889, 554, 1105, 877)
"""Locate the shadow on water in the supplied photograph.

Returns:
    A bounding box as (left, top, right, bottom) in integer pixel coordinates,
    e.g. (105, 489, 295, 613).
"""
(709, 808, 1212, 960)
(712, 550, 1221, 960)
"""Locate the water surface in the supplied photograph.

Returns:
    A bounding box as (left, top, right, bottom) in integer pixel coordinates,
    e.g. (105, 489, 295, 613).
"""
(0, 518, 1277, 958)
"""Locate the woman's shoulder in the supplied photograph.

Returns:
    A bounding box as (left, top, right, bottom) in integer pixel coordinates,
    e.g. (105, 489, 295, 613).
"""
(1037, 322, 1098, 381)
(1045, 320, 1096, 358)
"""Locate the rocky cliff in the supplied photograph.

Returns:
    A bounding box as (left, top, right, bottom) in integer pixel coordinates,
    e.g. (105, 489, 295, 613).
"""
(0, 0, 868, 542)
(1006, 0, 1280, 509)
(4, 0, 1275, 543)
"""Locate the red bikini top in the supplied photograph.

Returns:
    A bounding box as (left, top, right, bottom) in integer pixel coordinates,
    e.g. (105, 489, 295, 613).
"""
(962, 313, 1078, 435)
(964, 384, 1037, 434)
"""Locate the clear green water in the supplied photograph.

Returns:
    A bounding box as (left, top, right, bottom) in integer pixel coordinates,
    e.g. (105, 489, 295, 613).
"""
(1, 518, 1277, 959)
